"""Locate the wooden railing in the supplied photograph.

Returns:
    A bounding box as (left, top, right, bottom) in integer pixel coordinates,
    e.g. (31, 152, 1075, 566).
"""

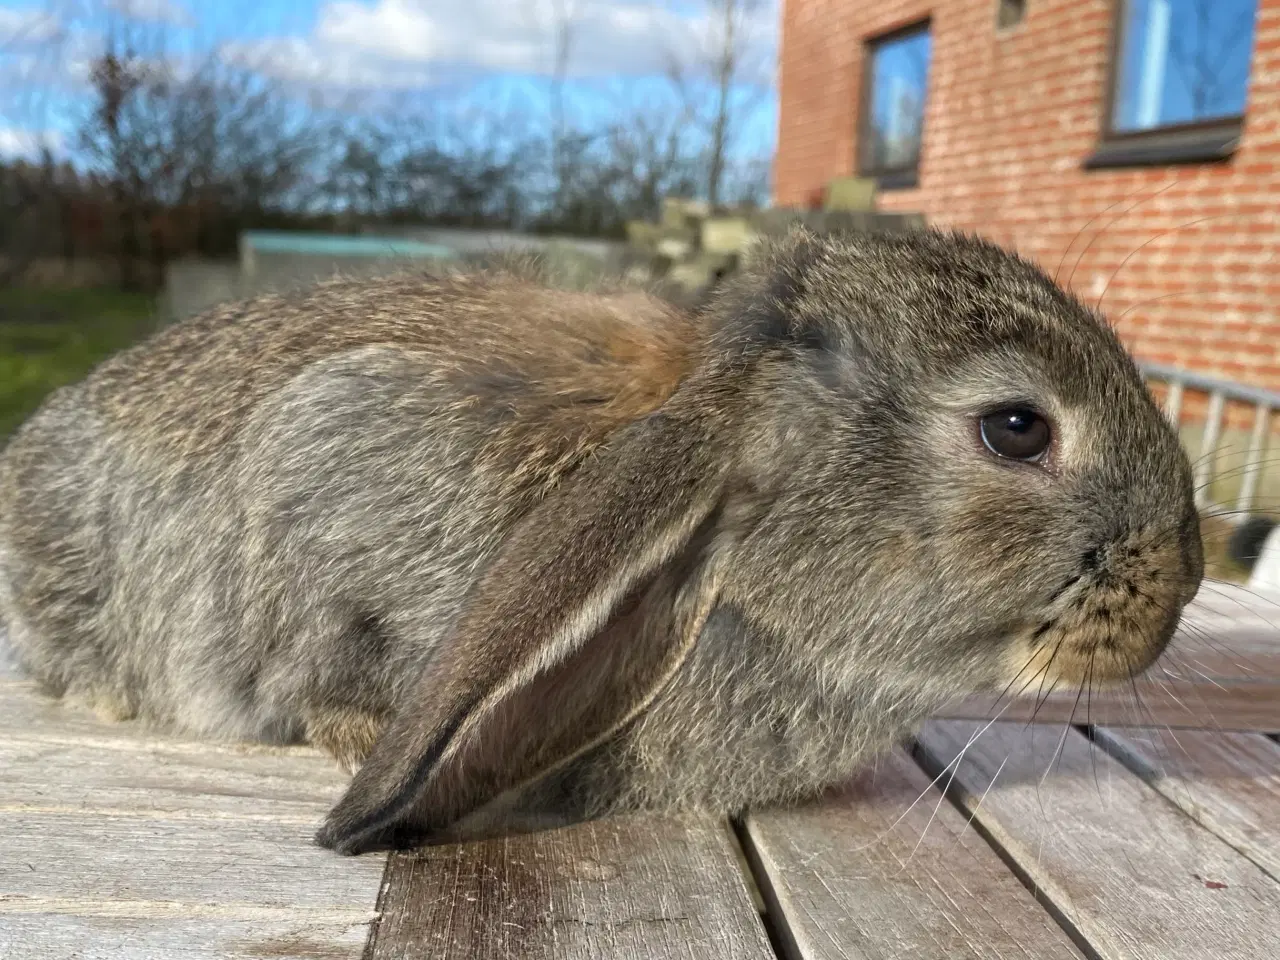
(1140, 361, 1280, 517)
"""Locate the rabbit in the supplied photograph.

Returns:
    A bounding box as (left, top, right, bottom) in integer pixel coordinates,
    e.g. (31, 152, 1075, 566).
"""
(0, 226, 1204, 856)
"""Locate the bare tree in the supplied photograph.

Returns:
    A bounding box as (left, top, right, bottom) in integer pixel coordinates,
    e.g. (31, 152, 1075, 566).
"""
(667, 0, 771, 210)
(593, 80, 702, 221)
(522, 0, 588, 220)
(2, 0, 781, 289)
(548, 0, 579, 198)
(67, 0, 327, 283)
(79, 41, 164, 288)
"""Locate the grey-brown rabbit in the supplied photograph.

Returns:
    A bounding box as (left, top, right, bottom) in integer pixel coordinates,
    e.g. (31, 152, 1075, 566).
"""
(0, 227, 1203, 855)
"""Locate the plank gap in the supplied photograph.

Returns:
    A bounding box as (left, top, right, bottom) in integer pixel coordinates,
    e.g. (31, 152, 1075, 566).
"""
(359, 842, 396, 960)
(1085, 725, 1280, 882)
(907, 738, 1106, 960)
(720, 818, 766, 913)
(729, 816, 798, 960)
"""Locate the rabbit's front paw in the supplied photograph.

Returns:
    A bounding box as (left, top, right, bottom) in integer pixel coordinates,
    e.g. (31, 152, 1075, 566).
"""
(88, 689, 137, 724)
(304, 706, 385, 776)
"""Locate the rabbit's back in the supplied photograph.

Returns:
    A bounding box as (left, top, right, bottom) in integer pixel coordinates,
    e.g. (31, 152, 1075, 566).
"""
(0, 271, 696, 742)
(83, 271, 696, 463)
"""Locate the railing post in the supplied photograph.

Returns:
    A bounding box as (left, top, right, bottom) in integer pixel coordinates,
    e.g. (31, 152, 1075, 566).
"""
(1194, 390, 1226, 510)
(1139, 363, 1280, 518)
(1236, 403, 1272, 515)
(1164, 379, 1184, 427)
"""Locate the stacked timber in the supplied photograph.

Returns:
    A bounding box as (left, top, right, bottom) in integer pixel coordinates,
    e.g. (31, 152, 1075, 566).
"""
(622, 177, 926, 300)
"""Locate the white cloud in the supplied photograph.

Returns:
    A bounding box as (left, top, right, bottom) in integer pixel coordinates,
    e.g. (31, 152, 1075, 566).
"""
(0, 8, 62, 47)
(107, 0, 196, 28)
(0, 127, 64, 158)
(224, 34, 436, 90)
(227, 0, 777, 91)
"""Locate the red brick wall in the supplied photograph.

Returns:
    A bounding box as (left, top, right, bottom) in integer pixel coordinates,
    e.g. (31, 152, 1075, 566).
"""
(774, 0, 1280, 392)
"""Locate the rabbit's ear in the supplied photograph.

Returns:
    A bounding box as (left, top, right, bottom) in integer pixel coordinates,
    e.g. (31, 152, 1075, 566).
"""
(315, 408, 729, 855)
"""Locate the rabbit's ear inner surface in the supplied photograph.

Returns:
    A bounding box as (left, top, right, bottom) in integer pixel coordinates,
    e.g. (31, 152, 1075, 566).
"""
(411, 532, 721, 846)
(315, 411, 728, 855)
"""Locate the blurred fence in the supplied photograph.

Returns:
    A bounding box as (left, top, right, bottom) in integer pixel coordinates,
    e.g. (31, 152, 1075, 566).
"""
(161, 228, 632, 323)
(1142, 362, 1280, 517)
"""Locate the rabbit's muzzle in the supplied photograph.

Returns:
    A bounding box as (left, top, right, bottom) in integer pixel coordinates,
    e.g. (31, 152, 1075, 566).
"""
(998, 521, 1203, 692)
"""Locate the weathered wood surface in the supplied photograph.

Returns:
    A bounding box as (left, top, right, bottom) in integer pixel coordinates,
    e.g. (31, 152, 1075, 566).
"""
(1092, 726, 1280, 881)
(0, 632, 781, 960)
(1189, 579, 1280, 624)
(1166, 580, 1280, 678)
(1, 685, 355, 819)
(5, 572, 1280, 959)
(0, 630, 388, 960)
(916, 720, 1280, 959)
(741, 749, 1084, 960)
(0, 734, 352, 820)
(368, 813, 775, 960)
(0, 914, 380, 960)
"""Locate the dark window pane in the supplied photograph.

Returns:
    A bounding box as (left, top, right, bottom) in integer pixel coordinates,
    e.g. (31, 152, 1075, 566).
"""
(1112, 0, 1258, 133)
(865, 28, 932, 173)
(998, 0, 1028, 29)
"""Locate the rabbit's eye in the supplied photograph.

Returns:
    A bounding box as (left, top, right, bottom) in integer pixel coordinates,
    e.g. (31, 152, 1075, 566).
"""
(980, 408, 1051, 462)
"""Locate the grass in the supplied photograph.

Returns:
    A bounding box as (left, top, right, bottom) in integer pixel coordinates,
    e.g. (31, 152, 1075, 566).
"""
(0, 287, 158, 440)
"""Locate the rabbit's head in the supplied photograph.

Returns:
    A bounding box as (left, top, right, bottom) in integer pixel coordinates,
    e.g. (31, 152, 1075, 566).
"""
(710, 228, 1202, 701)
(317, 227, 1202, 854)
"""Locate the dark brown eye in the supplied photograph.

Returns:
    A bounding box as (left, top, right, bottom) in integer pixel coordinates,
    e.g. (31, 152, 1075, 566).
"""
(980, 408, 1051, 462)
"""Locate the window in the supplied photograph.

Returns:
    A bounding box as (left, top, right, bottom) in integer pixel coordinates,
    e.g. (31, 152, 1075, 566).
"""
(997, 0, 1028, 30)
(1089, 0, 1259, 168)
(859, 22, 932, 188)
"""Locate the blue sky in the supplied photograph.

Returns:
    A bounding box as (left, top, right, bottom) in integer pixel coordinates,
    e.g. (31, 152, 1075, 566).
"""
(0, 0, 780, 161)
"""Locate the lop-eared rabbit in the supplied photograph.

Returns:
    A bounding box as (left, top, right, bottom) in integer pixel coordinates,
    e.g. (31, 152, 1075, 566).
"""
(0, 228, 1203, 854)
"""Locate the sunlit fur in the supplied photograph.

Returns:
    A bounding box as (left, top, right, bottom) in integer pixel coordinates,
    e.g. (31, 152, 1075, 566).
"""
(0, 227, 1203, 846)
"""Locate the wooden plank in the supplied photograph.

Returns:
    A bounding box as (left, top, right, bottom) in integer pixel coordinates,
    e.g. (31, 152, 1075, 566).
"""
(0, 680, 356, 818)
(368, 812, 774, 960)
(915, 720, 1280, 959)
(0, 662, 387, 959)
(1092, 726, 1280, 882)
(1158, 580, 1280, 674)
(0, 690, 350, 794)
(0, 735, 345, 820)
(934, 679, 1280, 733)
(1185, 580, 1280, 624)
(742, 749, 1084, 960)
(1176, 582, 1280, 673)
(1166, 629, 1280, 679)
(3, 811, 385, 911)
(0, 627, 19, 679)
(0, 911, 378, 960)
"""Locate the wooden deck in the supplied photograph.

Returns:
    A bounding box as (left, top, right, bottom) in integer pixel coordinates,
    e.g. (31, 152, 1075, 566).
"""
(3, 581, 1279, 959)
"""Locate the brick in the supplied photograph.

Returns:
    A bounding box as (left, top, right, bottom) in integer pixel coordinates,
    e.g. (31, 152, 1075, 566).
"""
(776, 0, 1280, 395)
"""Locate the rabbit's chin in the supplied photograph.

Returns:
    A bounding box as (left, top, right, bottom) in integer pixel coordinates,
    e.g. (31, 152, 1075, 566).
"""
(997, 612, 1178, 697)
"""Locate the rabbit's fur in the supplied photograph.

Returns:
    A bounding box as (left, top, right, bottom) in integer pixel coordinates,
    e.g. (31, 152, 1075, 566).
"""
(0, 228, 1203, 854)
